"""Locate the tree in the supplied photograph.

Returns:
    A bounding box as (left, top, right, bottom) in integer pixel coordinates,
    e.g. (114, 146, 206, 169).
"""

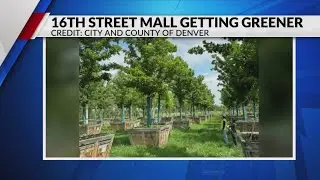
(125, 87, 143, 120)
(170, 57, 194, 120)
(164, 90, 175, 117)
(79, 38, 122, 122)
(189, 38, 258, 119)
(88, 81, 115, 121)
(189, 75, 204, 118)
(121, 38, 177, 127)
(112, 71, 142, 122)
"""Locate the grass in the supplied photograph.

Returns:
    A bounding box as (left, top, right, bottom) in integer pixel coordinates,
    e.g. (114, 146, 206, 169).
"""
(102, 114, 243, 157)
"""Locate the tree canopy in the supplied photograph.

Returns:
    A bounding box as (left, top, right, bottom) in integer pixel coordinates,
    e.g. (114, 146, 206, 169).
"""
(189, 38, 258, 114)
(79, 37, 217, 125)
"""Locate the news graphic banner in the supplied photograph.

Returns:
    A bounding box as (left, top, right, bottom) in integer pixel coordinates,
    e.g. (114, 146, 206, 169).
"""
(30, 15, 320, 38)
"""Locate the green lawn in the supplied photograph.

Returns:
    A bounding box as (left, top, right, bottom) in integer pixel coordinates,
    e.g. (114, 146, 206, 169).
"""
(103, 115, 243, 157)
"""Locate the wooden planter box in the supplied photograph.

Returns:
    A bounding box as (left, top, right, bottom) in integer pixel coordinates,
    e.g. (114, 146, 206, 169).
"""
(172, 116, 190, 121)
(139, 119, 172, 131)
(102, 121, 110, 127)
(155, 121, 173, 132)
(248, 115, 259, 121)
(173, 120, 191, 130)
(199, 115, 207, 121)
(109, 121, 135, 131)
(172, 117, 179, 121)
(161, 117, 173, 122)
(193, 117, 202, 124)
(236, 121, 259, 132)
(79, 134, 115, 158)
(133, 120, 141, 128)
(79, 123, 102, 137)
(128, 125, 171, 147)
(165, 121, 173, 132)
(88, 120, 102, 125)
(238, 132, 259, 157)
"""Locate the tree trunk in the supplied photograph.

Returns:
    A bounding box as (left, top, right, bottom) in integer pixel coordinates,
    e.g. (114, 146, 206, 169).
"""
(253, 100, 256, 120)
(242, 104, 245, 120)
(146, 95, 152, 127)
(236, 106, 239, 117)
(157, 94, 161, 123)
(192, 102, 195, 119)
(82, 106, 86, 124)
(99, 109, 103, 121)
(191, 102, 193, 119)
(85, 105, 89, 124)
(179, 100, 183, 121)
(129, 105, 132, 120)
(121, 104, 125, 122)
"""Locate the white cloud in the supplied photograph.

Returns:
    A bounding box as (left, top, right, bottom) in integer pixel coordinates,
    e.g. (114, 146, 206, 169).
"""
(102, 51, 127, 77)
(169, 38, 227, 105)
(170, 38, 212, 69)
(203, 73, 222, 105)
(105, 51, 127, 66)
(109, 69, 119, 75)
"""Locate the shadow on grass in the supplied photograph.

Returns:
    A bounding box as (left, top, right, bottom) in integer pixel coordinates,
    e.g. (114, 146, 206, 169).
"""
(184, 126, 226, 145)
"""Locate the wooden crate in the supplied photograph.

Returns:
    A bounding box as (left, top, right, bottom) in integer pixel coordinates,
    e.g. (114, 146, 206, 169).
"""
(96, 134, 115, 157)
(79, 140, 97, 157)
(79, 134, 114, 158)
(87, 124, 102, 135)
(165, 121, 173, 132)
(238, 132, 259, 157)
(236, 121, 259, 132)
(87, 120, 102, 125)
(172, 116, 190, 121)
(193, 117, 202, 124)
(161, 117, 173, 122)
(79, 123, 102, 137)
(102, 120, 110, 127)
(133, 120, 141, 128)
(199, 115, 207, 121)
(109, 121, 135, 131)
(128, 125, 171, 147)
(79, 135, 99, 157)
(173, 120, 190, 130)
(155, 121, 173, 132)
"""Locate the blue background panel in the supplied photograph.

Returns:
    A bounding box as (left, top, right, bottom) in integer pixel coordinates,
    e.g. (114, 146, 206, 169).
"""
(1, 0, 320, 179)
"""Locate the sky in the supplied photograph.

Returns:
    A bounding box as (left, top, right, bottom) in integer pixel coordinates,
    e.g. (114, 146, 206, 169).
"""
(107, 38, 228, 105)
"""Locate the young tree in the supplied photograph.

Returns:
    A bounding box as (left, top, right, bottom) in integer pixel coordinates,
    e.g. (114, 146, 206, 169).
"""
(121, 38, 177, 127)
(189, 39, 258, 120)
(125, 88, 143, 120)
(79, 38, 122, 123)
(170, 57, 194, 120)
(164, 90, 175, 117)
(111, 72, 136, 122)
(88, 81, 115, 121)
